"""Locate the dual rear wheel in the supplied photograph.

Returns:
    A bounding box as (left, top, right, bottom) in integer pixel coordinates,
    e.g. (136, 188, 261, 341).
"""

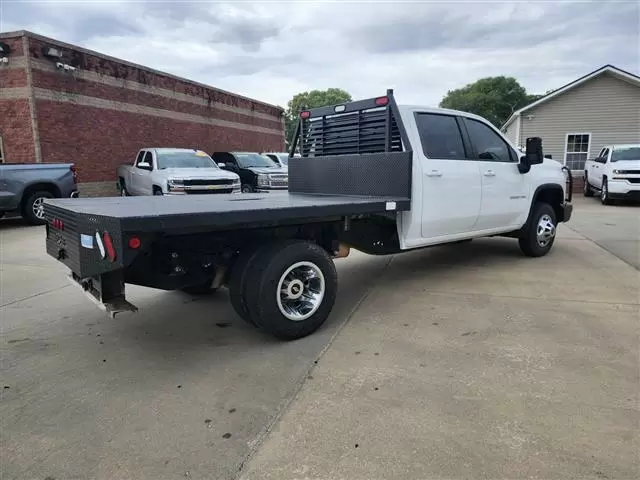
(228, 240, 338, 340)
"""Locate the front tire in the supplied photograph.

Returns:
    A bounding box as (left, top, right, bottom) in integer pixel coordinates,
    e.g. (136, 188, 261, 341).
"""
(518, 202, 557, 257)
(241, 184, 254, 193)
(583, 173, 594, 197)
(244, 240, 338, 340)
(22, 191, 53, 225)
(601, 178, 612, 205)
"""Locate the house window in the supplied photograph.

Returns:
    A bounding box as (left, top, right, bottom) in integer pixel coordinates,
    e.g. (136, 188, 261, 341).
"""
(565, 133, 591, 170)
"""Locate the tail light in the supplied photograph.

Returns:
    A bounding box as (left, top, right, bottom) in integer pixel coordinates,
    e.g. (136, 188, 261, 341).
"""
(375, 96, 389, 106)
(51, 218, 64, 230)
(128, 236, 141, 249)
(70, 165, 77, 183)
(102, 231, 116, 262)
(299, 111, 310, 119)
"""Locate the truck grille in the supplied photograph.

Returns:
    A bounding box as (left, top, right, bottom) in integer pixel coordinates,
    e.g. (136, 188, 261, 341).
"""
(270, 174, 289, 187)
(183, 179, 234, 186)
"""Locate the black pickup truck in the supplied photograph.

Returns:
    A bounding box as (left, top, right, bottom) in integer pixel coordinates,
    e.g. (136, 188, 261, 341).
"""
(43, 90, 566, 340)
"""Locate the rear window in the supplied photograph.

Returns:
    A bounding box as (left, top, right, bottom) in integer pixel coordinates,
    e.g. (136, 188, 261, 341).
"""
(415, 113, 466, 159)
(611, 146, 640, 162)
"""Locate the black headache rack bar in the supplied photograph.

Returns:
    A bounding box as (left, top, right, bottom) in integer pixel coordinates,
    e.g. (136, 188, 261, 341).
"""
(287, 89, 413, 199)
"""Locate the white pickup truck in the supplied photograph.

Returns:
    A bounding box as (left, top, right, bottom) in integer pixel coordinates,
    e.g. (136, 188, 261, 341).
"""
(584, 144, 640, 204)
(117, 148, 241, 196)
(45, 90, 573, 340)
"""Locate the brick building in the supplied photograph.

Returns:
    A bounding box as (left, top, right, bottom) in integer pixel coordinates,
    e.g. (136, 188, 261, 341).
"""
(0, 30, 285, 195)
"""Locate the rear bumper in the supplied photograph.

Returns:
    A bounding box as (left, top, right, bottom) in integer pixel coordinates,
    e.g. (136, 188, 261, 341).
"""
(559, 202, 573, 223)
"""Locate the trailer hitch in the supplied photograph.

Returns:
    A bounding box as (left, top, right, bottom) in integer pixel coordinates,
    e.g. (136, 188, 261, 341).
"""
(70, 270, 138, 318)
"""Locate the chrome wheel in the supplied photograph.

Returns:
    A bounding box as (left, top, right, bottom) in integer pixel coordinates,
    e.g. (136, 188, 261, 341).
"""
(536, 214, 556, 247)
(276, 261, 325, 321)
(601, 181, 608, 202)
(32, 196, 46, 220)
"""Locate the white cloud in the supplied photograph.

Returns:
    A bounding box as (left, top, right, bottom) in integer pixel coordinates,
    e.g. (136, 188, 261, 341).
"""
(2, 0, 638, 108)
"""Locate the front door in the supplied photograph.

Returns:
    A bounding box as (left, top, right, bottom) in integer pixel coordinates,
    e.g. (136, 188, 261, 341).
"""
(415, 112, 482, 239)
(462, 117, 530, 230)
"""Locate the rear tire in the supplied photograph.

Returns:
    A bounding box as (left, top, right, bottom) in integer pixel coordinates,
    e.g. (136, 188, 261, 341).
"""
(518, 202, 557, 257)
(228, 244, 273, 326)
(583, 173, 594, 197)
(22, 190, 53, 225)
(244, 240, 338, 340)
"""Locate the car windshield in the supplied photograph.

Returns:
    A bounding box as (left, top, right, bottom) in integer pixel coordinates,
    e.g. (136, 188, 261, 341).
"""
(235, 153, 278, 168)
(611, 147, 640, 162)
(276, 154, 289, 165)
(156, 151, 217, 169)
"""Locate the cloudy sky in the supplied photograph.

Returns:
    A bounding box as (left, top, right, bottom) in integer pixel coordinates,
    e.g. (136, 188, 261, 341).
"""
(2, 0, 639, 108)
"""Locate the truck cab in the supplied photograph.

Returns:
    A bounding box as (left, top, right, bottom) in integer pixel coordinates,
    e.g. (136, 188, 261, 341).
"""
(584, 144, 640, 204)
(211, 152, 289, 193)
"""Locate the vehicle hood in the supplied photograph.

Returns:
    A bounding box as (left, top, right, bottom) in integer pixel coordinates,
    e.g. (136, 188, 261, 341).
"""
(610, 160, 640, 170)
(246, 166, 288, 175)
(161, 168, 239, 180)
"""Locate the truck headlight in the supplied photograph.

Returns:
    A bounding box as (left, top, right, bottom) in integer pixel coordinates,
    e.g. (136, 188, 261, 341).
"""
(167, 179, 185, 193)
(232, 178, 241, 193)
(257, 174, 270, 187)
(612, 169, 620, 174)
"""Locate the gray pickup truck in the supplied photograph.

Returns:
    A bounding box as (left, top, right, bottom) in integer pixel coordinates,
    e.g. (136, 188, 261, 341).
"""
(0, 163, 79, 225)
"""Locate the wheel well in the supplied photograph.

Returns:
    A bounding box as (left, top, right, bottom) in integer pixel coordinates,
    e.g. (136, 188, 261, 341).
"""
(152, 185, 162, 192)
(533, 185, 563, 220)
(21, 183, 61, 207)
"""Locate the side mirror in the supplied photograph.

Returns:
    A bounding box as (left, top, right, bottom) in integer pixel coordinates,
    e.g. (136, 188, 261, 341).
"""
(544, 154, 553, 159)
(595, 157, 606, 164)
(525, 137, 544, 165)
(137, 162, 151, 170)
(217, 162, 226, 168)
(518, 137, 544, 174)
(226, 162, 239, 171)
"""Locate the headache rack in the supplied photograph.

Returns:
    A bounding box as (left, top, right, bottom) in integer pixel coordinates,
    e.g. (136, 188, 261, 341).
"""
(289, 89, 407, 157)
(286, 89, 413, 199)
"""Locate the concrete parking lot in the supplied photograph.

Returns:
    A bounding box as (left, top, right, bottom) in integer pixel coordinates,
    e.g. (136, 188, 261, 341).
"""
(1, 200, 638, 480)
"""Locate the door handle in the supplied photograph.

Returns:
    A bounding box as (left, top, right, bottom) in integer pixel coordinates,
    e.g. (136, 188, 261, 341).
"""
(426, 170, 442, 177)
(483, 170, 496, 177)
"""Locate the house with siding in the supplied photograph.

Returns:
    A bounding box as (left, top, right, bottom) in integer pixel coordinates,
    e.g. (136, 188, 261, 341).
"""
(501, 65, 640, 180)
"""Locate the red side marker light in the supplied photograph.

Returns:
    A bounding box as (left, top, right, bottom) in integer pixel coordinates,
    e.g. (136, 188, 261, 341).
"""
(375, 96, 389, 106)
(102, 231, 116, 262)
(128, 237, 141, 249)
(300, 111, 311, 119)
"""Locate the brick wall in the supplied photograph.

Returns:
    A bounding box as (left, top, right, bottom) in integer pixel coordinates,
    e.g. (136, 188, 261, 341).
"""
(20, 32, 284, 189)
(0, 34, 35, 163)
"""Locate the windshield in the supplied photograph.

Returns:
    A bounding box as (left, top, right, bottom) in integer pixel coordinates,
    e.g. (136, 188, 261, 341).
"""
(235, 153, 278, 168)
(611, 147, 640, 162)
(156, 150, 217, 169)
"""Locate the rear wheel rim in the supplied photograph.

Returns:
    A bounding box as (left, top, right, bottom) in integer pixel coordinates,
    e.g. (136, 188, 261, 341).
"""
(32, 197, 46, 219)
(536, 214, 556, 247)
(276, 261, 325, 321)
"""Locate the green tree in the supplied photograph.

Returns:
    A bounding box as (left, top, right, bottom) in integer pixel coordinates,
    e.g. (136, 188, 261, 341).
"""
(439, 76, 540, 127)
(284, 88, 352, 146)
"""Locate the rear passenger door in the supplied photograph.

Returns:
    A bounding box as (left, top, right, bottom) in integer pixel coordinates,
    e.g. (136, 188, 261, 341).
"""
(415, 112, 482, 239)
(461, 117, 529, 230)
